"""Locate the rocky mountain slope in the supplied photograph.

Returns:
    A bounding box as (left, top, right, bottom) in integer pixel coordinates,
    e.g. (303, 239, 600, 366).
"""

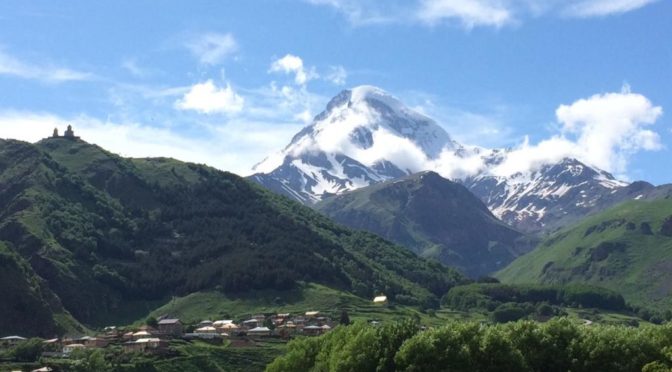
(316, 171, 526, 277)
(251, 86, 640, 233)
(463, 158, 653, 233)
(0, 137, 464, 336)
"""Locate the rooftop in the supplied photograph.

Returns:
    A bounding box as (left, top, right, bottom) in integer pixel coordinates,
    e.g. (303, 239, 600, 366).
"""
(158, 318, 181, 325)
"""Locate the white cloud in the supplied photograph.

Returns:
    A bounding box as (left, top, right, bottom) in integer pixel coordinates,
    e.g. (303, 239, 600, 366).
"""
(407, 93, 517, 148)
(563, 0, 658, 17)
(417, 0, 514, 28)
(294, 109, 314, 124)
(493, 87, 663, 177)
(325, 65, 348, 85)
(186, 33, 238, 65)
(305, 0, 395, 25)
(432, 149, 489, 179)
(0, 49, 92, 82)
(304, 0, 660, 28)
(175, 80, 244, 114)
(121, 58, 151, 78)
(0, 112, 223, 166)
(0, 110, 303, 176)
(260, 84, 663, 181)
(269, 54, 318, 85)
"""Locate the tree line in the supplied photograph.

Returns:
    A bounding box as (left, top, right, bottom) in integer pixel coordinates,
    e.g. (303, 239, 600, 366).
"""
(267, 319, 672, 372)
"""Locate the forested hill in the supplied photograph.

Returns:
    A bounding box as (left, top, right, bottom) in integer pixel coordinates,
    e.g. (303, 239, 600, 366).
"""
(0, 137, 463, 337)
(315, 171, 525, 277)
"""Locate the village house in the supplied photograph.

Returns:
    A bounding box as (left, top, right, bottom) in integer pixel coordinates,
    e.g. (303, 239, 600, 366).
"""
(157, 318, 183, 337)
(97, 331, 122, 344)
(77, 336, 109, 348)
(63, 343, 86, 355)
(315, 316, 330, 326)
(213, 320, 233, 327)
(132, 330, 153, 340)
(42, 338, 60, 348)
(198, 320, 214, 328)
(242, 318, 260, 329)
(0, 336, 26, 346)
(278, 321, 297, 330)
(123, 338, 168, 354)
(217, 322, 240, 332)
(184, 332, 223, 341)
(272, 313, 291, 326)
(373, 295, 388, 304)
(293, 316, 307, 326)
(194, 326, 217, 334)
(302, 325, 324, 336)
(31, 367, 53, 372)
(247, 327, 272, 337)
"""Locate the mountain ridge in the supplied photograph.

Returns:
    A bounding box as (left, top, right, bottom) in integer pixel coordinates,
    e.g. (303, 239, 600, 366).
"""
(251, 86, 650, 233)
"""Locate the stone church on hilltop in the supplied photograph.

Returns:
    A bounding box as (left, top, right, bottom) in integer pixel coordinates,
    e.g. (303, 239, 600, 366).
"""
(51, 125, 80, 140)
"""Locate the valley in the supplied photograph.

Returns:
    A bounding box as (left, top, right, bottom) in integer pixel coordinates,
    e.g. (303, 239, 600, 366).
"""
(0, 91, 672, 371)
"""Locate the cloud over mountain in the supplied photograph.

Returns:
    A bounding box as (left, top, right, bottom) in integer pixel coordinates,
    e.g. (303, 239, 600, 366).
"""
(494, 86, 663, 178)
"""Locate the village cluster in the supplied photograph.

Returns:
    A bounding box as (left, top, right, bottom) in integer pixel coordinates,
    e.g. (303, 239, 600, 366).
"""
(0, 309, 347, 360)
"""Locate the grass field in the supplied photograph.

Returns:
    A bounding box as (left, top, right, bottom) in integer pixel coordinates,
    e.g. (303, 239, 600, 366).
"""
(144, 282, 483, 328)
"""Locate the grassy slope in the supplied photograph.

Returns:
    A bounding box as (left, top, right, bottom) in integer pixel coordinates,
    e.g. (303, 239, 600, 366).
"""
(498, 197, 672, 309)
(146, 282, 473, 327)
(147, 282, 643, 328)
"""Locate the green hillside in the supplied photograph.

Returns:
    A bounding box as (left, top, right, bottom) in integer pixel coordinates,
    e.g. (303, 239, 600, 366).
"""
(0, 137, 464, 336)
(316, 171, 526, 277)
(498, 195, 672, 310)
(146, 282, 470, 327)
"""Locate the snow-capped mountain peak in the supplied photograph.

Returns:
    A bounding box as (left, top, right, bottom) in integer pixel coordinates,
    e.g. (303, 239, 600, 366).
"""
(462, 157, 629, 231)
(251, 87, 633, 232)
(252, 86, 460, 202)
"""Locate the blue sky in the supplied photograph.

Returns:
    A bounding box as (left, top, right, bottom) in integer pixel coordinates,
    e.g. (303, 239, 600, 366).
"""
(0, 0, 670, 183)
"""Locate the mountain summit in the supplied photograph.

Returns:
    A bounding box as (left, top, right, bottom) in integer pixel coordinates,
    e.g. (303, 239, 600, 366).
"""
(252, 86, 459, 203)
(251, 86, 637, 233)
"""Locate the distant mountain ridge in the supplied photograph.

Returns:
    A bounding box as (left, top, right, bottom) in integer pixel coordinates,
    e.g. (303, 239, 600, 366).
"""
(251, 86, 645, 233)
(463, 158, 650, 233)
(315, 171, 527, 277)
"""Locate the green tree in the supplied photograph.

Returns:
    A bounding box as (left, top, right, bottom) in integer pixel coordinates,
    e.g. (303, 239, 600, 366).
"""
(12, 338, 44, 362)
(339, 310, 351, 325)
